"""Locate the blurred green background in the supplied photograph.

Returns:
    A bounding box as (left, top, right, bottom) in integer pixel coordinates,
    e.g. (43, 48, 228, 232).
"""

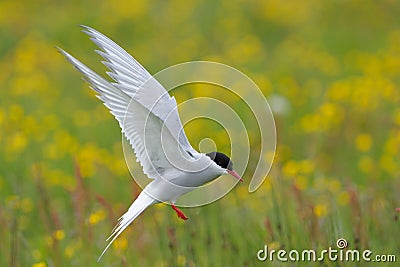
(1, 0, 399, 266)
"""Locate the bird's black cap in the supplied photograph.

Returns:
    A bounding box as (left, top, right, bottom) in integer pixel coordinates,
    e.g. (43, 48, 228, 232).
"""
(206, 152, 233, 170)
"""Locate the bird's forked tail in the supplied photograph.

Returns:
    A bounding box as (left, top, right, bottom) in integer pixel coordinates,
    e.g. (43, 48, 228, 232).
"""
(98, 191, 155, 261)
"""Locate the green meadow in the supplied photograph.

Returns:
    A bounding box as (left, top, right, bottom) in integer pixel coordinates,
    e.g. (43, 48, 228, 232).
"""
(1, 1, 399, 266)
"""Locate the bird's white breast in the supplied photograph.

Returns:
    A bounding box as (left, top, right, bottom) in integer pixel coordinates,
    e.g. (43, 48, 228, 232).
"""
(143, 154, 224, 203)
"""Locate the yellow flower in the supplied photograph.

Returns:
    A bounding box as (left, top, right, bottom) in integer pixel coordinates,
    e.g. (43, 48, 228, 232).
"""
(32, 261, 46, 267)
(301, 114, 321, 133)
(9, 104, 24, 123)
(299, 159, 315, 174)
(380, 155, 397, 174)
(54, 130, 79, 157)
(21, 197, 33, 213)
(384, 136, 398, 156)
(7, 132, 28, 155)
(53, 230, 65, 240)
(88, 210, 106, 225)
(177, 255, 187, 266)
(328, 80, 351, 102)
(65, 245, 74, 259)
(313, 204, 328, 217)
(319, 102, 344, 127)
(113, 236, 128, 251)
(109, 158, 128, 176)
(64, 240, 82, 258)
(282, 160, 299, 177)
(355, 134, 372, 152)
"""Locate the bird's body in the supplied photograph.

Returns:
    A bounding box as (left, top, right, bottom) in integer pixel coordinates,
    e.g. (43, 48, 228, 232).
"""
(145, 158, 224, 201)
(58, 26, 242, 260)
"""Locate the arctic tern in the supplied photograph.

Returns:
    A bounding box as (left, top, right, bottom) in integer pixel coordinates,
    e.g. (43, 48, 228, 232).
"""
(58, 26, 242, 260)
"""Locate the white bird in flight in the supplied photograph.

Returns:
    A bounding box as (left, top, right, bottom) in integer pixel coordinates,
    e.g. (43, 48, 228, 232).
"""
(58, 26, 242, 260)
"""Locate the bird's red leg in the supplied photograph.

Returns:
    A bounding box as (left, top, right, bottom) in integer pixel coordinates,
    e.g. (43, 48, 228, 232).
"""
(171, 204, 188, 220)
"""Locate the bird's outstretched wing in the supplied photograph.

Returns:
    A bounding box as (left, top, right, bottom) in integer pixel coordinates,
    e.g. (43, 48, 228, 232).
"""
(80, 25, 197, 157)
(59, 49, 191, 179)
(58, 27, 198, 179)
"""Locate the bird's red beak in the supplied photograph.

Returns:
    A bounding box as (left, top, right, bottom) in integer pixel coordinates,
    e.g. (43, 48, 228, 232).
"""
(227, 170, 243, 182)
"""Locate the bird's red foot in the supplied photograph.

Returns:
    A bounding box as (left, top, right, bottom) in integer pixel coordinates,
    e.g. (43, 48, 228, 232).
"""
(171, 204, 188, 220)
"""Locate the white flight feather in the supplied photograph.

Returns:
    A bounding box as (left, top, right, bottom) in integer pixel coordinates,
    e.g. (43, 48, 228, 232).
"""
(97, 191, 155, 261)
(80, 25, 196, 156)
